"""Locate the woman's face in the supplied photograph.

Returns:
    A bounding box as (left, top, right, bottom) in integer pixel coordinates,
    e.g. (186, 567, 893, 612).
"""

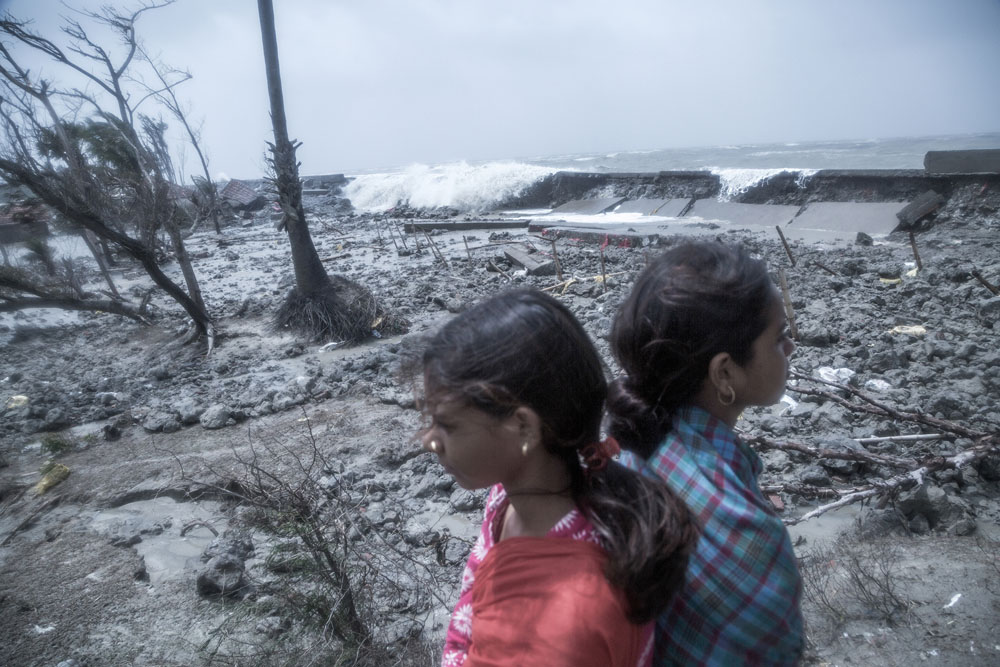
(735, 290, 795, 407)
(420, 394, 524, 490)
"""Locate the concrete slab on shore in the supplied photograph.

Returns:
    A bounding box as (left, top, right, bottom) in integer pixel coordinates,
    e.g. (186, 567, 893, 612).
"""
(551, 197, 627, 215)
(786, 202, 905, 242)
(528, 219, 730, 246)
(613, 198, 691, 216)
(924, 149, 1000, 174)
(404, 219, 530, 232)
(685, 200, 800, 228)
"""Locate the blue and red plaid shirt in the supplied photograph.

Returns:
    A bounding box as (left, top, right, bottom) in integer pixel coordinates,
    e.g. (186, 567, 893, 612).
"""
(620, 405, 804, 666)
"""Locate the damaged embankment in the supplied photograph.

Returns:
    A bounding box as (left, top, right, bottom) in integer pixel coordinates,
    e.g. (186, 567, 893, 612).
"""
(499, 168, 1000, 214)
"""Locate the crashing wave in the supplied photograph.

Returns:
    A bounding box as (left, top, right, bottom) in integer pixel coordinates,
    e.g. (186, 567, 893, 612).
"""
(343, 161, 557, 213)
(710, 167, 818, 201)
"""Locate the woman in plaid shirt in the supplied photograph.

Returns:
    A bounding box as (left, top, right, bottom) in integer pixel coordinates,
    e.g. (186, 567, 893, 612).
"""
(421, 289, 699, 666)
(607, 241, 804, 666)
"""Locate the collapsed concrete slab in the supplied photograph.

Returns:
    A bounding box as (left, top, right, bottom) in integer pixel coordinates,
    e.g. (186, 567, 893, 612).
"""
(685, 200, 800, 228)
(785, 201, 906, 242)
(896, 190, 945, 229)
(504, 247, 556, 275)
(613, 198, 692, 216)
(924, 149, 1000, 175)
(551, 197, 626, 215)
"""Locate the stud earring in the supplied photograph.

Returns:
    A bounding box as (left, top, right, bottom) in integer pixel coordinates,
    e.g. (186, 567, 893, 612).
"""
(429, 440, 438, 452)
(521, 442, 529, 456)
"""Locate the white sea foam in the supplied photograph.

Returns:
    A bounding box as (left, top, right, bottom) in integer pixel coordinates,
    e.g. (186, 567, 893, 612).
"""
(710, 167, 818, 200)
(343, 161, 557, 213)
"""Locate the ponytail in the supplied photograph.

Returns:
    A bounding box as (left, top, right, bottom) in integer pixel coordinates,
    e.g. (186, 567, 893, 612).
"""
(577, 461, 699, 623)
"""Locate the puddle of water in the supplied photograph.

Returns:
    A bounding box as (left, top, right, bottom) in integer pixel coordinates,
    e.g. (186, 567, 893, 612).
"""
(410, 508, 477, 538)
(787, 505, 861, 549)
(89, 497, 225, 586)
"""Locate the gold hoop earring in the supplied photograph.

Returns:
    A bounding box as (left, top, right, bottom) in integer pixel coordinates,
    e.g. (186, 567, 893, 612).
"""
(429, 440, 438, 453)
(521, 442, 529, 456)
(717, 386, 736, 406)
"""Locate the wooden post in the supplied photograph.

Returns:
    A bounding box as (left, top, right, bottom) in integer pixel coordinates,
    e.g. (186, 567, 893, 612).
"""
(463, 235, 472, 261)
(971, 269, 1000, 296)
(811, 260, 839, 277)
(385, 221, 401, 251)
(778, 269, 799, 341)
(392, 220, 409, 251)
(488, 260, 512, 280)
(549, 238, 563, 281)
(423, 230, 450, 269)
(775, 225, 796, 267)
(599, 247, 607, 293)
(908, 231, 923, 271)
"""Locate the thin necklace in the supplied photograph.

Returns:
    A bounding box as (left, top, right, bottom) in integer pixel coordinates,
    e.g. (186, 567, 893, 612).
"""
(504, 484, 571, 498)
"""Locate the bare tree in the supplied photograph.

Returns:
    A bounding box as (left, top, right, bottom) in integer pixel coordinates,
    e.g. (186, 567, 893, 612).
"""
(257, 0, 404, 343)
(0, 2, 215, 346)
(136, 48, 222, 234)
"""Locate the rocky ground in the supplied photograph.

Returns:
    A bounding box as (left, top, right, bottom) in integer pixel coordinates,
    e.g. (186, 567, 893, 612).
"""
(1, 190, 999, 666)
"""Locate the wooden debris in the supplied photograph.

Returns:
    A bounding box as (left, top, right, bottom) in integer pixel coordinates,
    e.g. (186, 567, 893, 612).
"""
(971, 269, 1000, 296)
(775, 225, 796, 267)
(778, 269, 799, 340)
(599, 248, 607, 293)
(909, 231, 923, 271)
(549, 238, 563, 281)
(422, 231, 450, 269)
(810, 260, 839, 277)
(487, 260, 511, 280)
(463, 235, 472, 261)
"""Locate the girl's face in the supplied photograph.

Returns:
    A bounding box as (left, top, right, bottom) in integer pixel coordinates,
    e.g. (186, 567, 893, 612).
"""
(420, 395, 524, 490)
(735, 291, 795, 407)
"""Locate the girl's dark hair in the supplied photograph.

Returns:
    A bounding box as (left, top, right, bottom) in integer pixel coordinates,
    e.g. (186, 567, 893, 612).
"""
(607, 241, 773, 459)
(423, 288, 697, 623)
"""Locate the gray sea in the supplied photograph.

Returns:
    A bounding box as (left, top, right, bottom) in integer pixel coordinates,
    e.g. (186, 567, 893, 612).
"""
(341, 132, 1000, 213)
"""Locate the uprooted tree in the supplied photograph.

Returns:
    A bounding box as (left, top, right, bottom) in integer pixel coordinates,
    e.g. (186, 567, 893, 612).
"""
(0, 1, 215, 346)
(257, 0, 405, 343)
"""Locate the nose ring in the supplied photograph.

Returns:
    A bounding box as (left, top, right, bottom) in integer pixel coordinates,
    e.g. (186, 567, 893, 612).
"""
(429, 440, 438, 452)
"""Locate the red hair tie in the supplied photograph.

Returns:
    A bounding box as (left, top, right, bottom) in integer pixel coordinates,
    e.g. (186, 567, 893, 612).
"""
(580, 436, 621, 473)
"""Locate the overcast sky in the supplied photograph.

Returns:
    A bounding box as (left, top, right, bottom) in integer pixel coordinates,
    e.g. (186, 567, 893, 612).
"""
(2, 0, 999, 179)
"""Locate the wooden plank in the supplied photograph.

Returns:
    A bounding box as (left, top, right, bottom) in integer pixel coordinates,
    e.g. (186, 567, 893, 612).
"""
(504, 247, 556, 276)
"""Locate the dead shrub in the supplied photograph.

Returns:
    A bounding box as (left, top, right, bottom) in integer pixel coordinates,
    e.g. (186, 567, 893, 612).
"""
(800, 530, 909, 640)
(180, 413, 445, 666)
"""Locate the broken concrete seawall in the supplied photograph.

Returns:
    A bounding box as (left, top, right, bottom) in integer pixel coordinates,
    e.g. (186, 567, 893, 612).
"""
(502, 168, 1000, 210)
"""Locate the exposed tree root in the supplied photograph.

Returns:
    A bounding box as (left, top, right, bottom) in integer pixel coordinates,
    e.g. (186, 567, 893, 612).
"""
(273, 275, 408, 344)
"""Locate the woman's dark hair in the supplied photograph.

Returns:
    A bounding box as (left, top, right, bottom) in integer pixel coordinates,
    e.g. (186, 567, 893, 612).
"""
(423, 288, 697, 623)
(607, 241, 773, 459)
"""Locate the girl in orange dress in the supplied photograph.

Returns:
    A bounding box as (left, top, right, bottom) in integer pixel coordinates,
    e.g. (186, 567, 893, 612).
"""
(419, 289, 698, 667)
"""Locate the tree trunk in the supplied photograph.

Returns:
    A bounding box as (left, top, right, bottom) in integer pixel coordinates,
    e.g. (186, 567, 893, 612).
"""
(0, 157, 214, 338)
(80, 229, 119, 298)
(257, 0, 330, 294)
(165, 214, 205, 313)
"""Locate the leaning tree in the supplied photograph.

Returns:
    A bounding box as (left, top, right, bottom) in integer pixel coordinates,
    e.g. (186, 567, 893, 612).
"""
(0, 1, 215, 347)
(257, 0, 404, 343)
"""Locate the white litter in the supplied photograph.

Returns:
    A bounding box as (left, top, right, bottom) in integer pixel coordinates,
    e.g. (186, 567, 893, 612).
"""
(817, 366, 855, 384)
(943, 593, 962, 609)
(864, 379, 892, 393)
(32, 624, 55, 634)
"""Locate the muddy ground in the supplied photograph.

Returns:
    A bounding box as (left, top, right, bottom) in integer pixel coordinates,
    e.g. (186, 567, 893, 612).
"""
(1, 194, 999, 666)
